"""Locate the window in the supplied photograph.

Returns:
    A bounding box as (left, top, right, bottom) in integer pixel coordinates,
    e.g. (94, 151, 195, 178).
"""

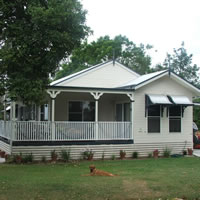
(69, 101, 95, 121)
(116, 103, 130, 122)
(41, 104, 48, 121)
(169, 106, 181, 132)
(148, 105, 160, 133)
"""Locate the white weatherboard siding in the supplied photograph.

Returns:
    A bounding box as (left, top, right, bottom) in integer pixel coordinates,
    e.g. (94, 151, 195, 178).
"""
(11, 141, 192, 160)
(56, 62, 139, 88)
(133, 76, 194, 145)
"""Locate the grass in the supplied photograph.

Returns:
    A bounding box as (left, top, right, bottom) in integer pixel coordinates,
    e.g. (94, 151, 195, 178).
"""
(0, 157, 200, 200)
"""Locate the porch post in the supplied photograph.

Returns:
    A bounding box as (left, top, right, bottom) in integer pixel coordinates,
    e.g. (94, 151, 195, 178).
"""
(37, 105, 41, 121)
(127, 93, 134, 140)
(95, 100, 99, 140)
(11, 101, 16, 142)
(11, 101, 16, 121)
(3, 95, 6, 121)
(48, 99, 51, 121)
(91, 92, 103, 140)
(47, 90, 61, 140)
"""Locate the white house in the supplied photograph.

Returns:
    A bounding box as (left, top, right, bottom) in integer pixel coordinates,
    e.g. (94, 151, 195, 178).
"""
(0, 60, 199, 160)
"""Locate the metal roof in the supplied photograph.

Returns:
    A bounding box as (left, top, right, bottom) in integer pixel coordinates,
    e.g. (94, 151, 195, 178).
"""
(118, 70, 168, 88)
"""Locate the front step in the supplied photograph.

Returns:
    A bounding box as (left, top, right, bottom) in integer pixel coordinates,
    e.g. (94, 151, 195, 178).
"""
(193, 149, 200, 157)
(0, 157, 5, 163)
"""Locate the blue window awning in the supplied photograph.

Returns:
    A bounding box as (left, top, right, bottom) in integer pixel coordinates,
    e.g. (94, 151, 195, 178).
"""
(146, 94, 172, 106)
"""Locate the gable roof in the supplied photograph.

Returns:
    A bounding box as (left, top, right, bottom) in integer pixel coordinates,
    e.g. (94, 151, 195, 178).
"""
(118, 69, 200, 95)
(51, 60, 140, 86)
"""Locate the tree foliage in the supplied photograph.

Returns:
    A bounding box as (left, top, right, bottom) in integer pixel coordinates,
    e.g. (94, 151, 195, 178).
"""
(0, 0, 90, 104)
(163, 42, 200, 87)
(163, 42, 200, 128)
(55, 35, 152, 80)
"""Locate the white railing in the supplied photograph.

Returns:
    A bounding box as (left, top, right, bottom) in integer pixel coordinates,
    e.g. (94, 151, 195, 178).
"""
(0, 121, 12, 140)
(55, 122, 95, 140)
(0, 121, 132, 141)
(98, 122, 131, 140)
(15, 121, 52, 141)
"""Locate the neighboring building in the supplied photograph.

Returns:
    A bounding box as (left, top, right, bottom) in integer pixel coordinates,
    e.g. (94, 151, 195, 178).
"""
(0, 60, 199, 159)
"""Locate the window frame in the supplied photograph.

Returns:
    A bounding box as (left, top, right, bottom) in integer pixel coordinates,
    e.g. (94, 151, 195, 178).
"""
(147, 105, 161, 133)
(115, 102, 131, 122)
(68, 100, 95, 122)
(169, 105, 182, 133)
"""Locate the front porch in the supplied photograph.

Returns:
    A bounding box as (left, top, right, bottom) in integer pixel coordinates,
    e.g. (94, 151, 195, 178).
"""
(0, 121, 132, 143)
(1, 87, 135, 145)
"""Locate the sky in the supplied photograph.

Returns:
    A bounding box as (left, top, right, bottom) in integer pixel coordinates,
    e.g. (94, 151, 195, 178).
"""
(82, 0, 200, 67)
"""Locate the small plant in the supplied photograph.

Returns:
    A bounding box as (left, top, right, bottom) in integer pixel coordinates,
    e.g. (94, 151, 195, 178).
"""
(148, 152, 152, 158)
(51, 150, 58, 162)
(82, 149, 94, 160)
(111, 154, 116, 160)
(163, 147, 171, 158)
(132, 151, 138, 159)
(22, 153, 34, 163)
(61, 150, 71, 162)
(101, 152, 105, 160)
(153, 149, 159, 158)
(120, 150, 126, 159)
(41, 156, 47, 163)
(182, 150, 187, 156)
(13, 153, 23, 164)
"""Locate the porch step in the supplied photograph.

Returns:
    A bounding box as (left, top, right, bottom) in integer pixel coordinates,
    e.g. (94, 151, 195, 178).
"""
(193, 149, 200, 157)
(0, 158, 5, 163)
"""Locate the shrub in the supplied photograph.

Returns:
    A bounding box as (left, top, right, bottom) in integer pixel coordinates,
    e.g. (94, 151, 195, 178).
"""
(101, 152, 105, 160)
(163, 147, 171, 158)
(41, 156, 47, 163)
(13, 153, 22, 164)
(182, 150, 187, 156)
(148, 152, 152, 158)
(132, 151, 138, 159)
(111, 154, 116, 160)
(61, 150, 71, 162)
(22, 153, 34, 163)
(82, 149, 94, 160)
(51, 150, 58, 162)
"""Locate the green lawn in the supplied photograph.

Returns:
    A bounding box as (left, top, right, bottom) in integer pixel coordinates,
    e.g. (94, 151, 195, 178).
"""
(0, 157, 200, 200)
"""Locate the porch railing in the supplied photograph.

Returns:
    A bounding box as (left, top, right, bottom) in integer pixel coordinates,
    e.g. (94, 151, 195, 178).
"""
(0, 121, 132, 141)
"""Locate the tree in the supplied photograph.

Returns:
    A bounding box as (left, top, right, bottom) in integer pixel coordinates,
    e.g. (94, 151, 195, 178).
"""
(163, 42, 200, 128)
(55, 35, 152, 80)
(163, 42, 200, 87)
(150, 63, 167, 73)
(0, 0, 90, 104)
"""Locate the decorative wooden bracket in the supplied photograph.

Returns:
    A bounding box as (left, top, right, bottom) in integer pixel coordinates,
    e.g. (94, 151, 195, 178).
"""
(126, 93, 134, 102)
(90, 92, 103, 100)
(47, 90, 61, 99)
